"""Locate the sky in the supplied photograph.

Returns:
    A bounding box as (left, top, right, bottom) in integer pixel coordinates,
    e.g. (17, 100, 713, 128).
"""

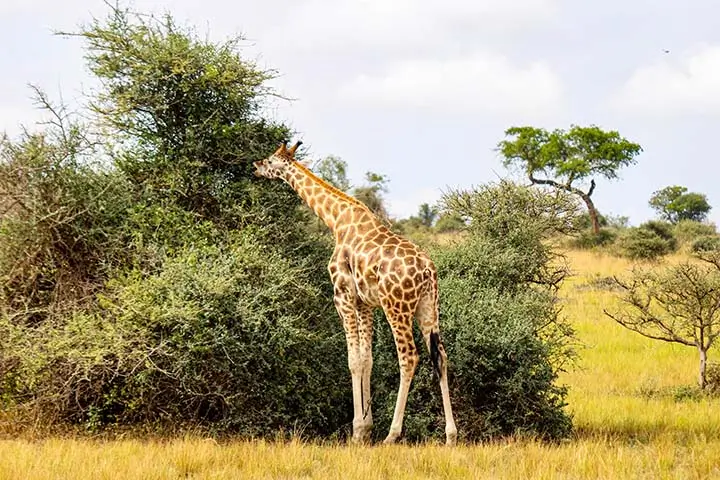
(2, 0, 720, 224)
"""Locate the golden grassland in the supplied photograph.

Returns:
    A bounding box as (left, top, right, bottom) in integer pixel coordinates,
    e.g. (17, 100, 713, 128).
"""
(1, 249, 720, 479)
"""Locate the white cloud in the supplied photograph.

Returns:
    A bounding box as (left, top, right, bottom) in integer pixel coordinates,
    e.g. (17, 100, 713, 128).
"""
(266, 0, 559, 53)
(336, 53, 564, 118)
(611, 44, 720, 116)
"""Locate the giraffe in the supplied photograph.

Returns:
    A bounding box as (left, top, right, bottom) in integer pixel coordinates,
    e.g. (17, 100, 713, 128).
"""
(253, 141, 457, 446)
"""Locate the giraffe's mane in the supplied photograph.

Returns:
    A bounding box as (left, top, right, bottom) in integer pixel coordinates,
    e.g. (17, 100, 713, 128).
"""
(292, 161, 371, 211)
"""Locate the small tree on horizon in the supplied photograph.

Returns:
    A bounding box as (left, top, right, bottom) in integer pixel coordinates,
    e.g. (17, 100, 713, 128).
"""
(314, 155, 352, 192)
(604, 254, 720, 389)
(497, 125, 642, 234)
(417, 202, 438, 228)
(649, 185, 712, 224)
(353, 171, 390, 222)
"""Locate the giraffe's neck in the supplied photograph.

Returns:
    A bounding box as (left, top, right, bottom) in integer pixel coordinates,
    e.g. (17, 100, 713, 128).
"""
(281, 162, 368, 231)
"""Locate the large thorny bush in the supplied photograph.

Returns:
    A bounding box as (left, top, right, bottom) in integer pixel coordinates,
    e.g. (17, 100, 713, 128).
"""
(1, 5, 576, 442)
(0, 6, 348, 436)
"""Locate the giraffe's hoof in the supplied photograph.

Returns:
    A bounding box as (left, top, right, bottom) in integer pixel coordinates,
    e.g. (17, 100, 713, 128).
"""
(351, 423, 373, 445)
(445, 427, 458, 446)
(382, 430, 401, 445)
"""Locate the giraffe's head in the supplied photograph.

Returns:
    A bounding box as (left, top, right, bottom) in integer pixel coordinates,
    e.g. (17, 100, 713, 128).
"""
(253, 141, 302, 179)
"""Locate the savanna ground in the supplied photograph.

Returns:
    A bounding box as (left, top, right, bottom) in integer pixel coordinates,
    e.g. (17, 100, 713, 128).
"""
(1, 249, 719, 479)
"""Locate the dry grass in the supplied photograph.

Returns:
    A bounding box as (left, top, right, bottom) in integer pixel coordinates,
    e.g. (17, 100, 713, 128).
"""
(2, 248, 720, 479)
(1, 436, 719, 479)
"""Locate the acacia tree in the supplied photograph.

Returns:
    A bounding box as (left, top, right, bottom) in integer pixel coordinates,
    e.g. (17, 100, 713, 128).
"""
(604, 254, 720, 389)
(649, 185, 712, 223)
(498, 125, 642, 234)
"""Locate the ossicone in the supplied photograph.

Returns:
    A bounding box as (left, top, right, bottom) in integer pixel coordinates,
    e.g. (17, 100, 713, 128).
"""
(288, 141, 303, 156)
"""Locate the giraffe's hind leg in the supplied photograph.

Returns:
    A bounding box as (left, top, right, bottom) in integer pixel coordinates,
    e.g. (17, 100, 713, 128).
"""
(356, 303, 374, 441)
(415, 285, 457, 446)
(380, 297, 420, 444)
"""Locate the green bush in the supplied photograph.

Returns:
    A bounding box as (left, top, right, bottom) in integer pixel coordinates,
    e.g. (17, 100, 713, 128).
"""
(572, 212, 608, 231)
(1, 4, 343, 437)
(691, 235, 720, 253)
(434, 213, 465, 233)
(0, 131, 134, 317)
(707, 363, 720, 396)
(639, 220, 677, 251)
(674, 220, 717, 246)
(567, 228, 617, 249)
(617, 227, 673, 260)
(1, 234, 350, 435)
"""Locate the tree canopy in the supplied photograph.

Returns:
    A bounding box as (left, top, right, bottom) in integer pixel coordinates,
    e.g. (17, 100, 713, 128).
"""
(314, 155, 352, 192)
(649, 185, 712, 223)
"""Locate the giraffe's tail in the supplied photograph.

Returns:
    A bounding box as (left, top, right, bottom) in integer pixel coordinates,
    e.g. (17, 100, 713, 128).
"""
(429, 331, 442, 378)
(421, 266, 443, 378)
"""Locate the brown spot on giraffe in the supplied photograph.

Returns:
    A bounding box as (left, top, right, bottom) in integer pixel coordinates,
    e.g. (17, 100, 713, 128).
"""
(253, 140, 457, 446)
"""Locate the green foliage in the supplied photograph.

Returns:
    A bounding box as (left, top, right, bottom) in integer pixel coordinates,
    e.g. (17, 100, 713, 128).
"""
(369, 181, 576, 441)
(0, 114, 133, 318)
(572, 212, 629, 232)
(434, 212, 465, 233)
(391, 204, 441, 240)
(1, 235, 350, 433)
(567, 228, 618, 250)
(617, 228, 673, 260)
(353, 171, 390, 222)
(639, 220, 677, 251)
(390, 217, 430, 243)
(313, 155, 351, 192)
(1, 4, 344, 437)
(78, 5, 295, 232)
(707, 363, 720, 396)
(498, 125, 642, 182)
(417, 203, 438, 228)
(691, 235, 720, 253)
(613, 221, 678, 260)
(443, 181, 580, 241)
(649, 186, 712, 223)
(674, 220, 717, 246)
(573, 212, 608, 231)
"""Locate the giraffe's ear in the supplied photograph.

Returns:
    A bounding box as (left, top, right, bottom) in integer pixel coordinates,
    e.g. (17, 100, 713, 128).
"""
(287, 141, 303, 156)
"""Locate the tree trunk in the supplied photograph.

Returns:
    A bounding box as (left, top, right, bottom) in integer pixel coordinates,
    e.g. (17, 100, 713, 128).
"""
(580, 194, 601, 234)
(699, 347, 708, 389)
